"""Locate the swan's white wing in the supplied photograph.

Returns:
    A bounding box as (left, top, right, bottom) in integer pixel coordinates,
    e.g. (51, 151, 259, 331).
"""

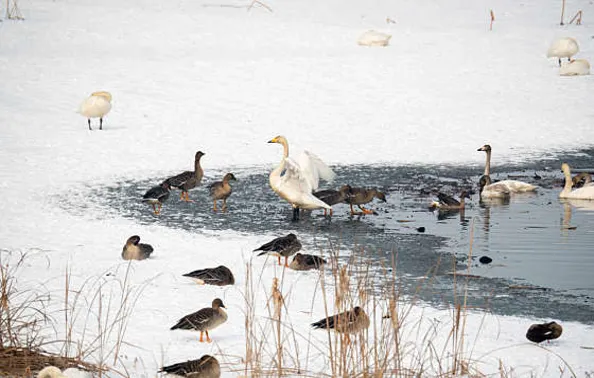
(274, 157, 331, 209)
(297, 151, 336, 191)
(499, 180, 538, 193)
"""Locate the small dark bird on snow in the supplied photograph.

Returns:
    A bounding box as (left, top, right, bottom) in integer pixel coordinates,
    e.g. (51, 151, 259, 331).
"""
(142, 181, 171, 215)
(253, 233, 302, 267)
(159, 354, 220, 378)
(170, 298, 228, 343)
(289, 253, 327, 271)
(526, 321, 563, 343)
(183, 266, 235, 286)
(122, 235, 153, 260)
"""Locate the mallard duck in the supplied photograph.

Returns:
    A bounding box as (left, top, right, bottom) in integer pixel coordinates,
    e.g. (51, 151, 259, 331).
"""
(79, 91, 112, 130)
(311, 306, 370, 343)
(253, 233, 302, 267)
(268, 136, 335, 221)
(159, 355, 221, 378)
(142, 181, 171, 215)
(170, 298, 228, 343)
(547, 37, 579, 66)
(183, 266, 235, 286)
(357, 30, 392, 47)
(122, 235, 154, 260)
(560, 58, 590, 76)
(560, 163, 594, 200)
(572, 172, 593, 188)
(526, 321, 563, 343)
(430, 190, 470, 210)
(479, 175, 511, 199)
(208, 173, 237, 212)
(165, 151, 205, 202)
(289, 253, 327, 271)
(477, 145, 537, 192)
(345, 187, 386, 215)
(313, 185, 352, 216)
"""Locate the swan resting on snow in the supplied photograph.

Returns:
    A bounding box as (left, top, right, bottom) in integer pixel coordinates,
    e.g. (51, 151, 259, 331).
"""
(559, 58, 590, 76)
(560, 163, 594, 200)
(357, 30, 392, 47)
(38, 366, 92, 378)
(546, 37, 579, 66)
(268, 135, 335, 221)
(79, 91, 112, 131)
(477, 144, 538, 193)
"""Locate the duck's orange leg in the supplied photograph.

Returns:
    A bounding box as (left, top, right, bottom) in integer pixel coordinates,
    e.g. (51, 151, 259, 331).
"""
(157, 203, 162, 214)
(277, 255, 282, 265)
(199, 331, 204, 342)
(206, 330, 212, 343)
(151, 203, 157, 215)
(213, 199, 217, 212)
(284, 256, 289, 268)
(358, 205, 375, 215)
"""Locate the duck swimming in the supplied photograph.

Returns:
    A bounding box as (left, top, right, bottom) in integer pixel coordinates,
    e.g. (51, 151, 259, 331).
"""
(165, 151, 205, 202)
(560, 163, 594, 200)
(170, 298, 228, 343)
(430, 190, 470, 210)
(268, 136, 335, 221)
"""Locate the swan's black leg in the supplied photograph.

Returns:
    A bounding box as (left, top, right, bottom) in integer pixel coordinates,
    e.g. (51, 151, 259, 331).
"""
(558, 58, 561, 67)
(292, 208, 300, 221)
(88, 119, 92, 130)
(100, 117, 103, 130)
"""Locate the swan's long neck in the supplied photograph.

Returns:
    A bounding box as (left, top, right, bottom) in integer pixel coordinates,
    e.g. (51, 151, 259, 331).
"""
(483, 150, 491, 176)
(270, 139, 289, 184)
(561, 167, 573, 195)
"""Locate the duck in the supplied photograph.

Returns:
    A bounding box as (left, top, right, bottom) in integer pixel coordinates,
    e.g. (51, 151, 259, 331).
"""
(559, 58, 590, 76)
(208, 173, 237, 212)
(79, 91, 112, 131)
(572, 172, 593, 188)
(547, 37, 579, 66)
(526, 321, 563, 343)
(477, 145, 538, 192)
(253, 233, 302, 267)
(268, 136, 335, 221)
(311, 306, 370, 343)
(183, 266, 235, 286)
(430, 190, 470, 210)
(289, 253, 327, 271)
(345, 187, 386, 215)
(313, 184, 352, 216)
(357, 30, 392, 47)
(478, 175, 511, 199)
(159, 355, 221, 378)
(560, 163, 594, 200)
(164, 151, 205, 202)
(170, 298, 228, 343)
(142, 181, 171, 215)
(122, 235, 154, 260)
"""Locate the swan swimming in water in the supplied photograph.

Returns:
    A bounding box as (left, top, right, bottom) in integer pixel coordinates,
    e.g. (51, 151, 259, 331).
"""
(477, 145, 537, 193)
(479, 175, 511, 199)
(547, 37, 579, 66)
(560, 163, 594, 200)
(268, 136, 335, 220)
(79, 91, 112, 130)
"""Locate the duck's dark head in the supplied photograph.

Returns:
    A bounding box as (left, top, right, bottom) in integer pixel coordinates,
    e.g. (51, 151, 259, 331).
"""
(127, 235, 141, 245)
(479, 175, 492, 191)
(195, 151, 205, 160)
(460, 190, 471, 199)
(353, 306, 363, 315)
(224, 173, 237, 182)
(212, 298, 226, 309)
(477, 144, 491, 152)
(375, 191, 387, 202)
(287, 233, 297, 240)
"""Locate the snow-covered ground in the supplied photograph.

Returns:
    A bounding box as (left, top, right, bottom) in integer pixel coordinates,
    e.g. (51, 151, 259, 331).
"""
(0, 0, 593, 376)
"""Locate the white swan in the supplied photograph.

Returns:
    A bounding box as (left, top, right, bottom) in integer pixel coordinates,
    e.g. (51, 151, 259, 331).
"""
(479, 175, 511, 199)
(559, 58, 590, 76)
(477, 145, 538, 192)
(268, 135, 335, 220)
(547, 37, 579, 66)
(38, 367, 91, 378)
(79, 91, 112, 130)
(357, 30, 392, 47)
(560, 163, 594, 200)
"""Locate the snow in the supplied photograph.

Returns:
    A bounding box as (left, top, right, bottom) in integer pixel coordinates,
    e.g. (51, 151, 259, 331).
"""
(0, 0, 593, 376)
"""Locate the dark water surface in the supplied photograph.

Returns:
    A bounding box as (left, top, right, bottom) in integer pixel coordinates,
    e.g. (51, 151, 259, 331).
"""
(63, 150, 594, 323)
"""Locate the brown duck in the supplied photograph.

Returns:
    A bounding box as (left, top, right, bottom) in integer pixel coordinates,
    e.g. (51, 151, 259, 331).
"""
(208, 173, 237, 212)
(183, 266, 235, 286)
(170, 298, 228, 343)
(311, 306, 370, 343)
(253, 233, 302, 267)
(289, 253, 327, 271)
(345, 187, 386, 215)
(526, 321, 563, 343)
(313, 185, 352, 216)
(122, 235, 154, 260)
(159, 354, 221, 378)
(165, 151, 205, 202)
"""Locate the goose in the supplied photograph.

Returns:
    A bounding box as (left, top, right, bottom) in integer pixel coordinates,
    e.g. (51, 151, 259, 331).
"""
(560, 163, 594, 200)
(183, 266, 235, 286)
(345, 187, 386, 215)
(357, 30, 392, 47)
(430, 190, 470, 210)
(311, 306, 370, 343)
(165, 151, 205, 202)
(142, 181, 171, 215)
(289, 253, 327, 271)
(170, 298, 228, 343)
(122, 235, 154, 260)
(253, 233, 302, 267)
(560, 58, 590, 76)
(159, 355, 221, 378)
(208, 173, 237, 212)
(526, 321, 563, 343)
(313, 184, 352, 216)
(479, 175, 511, 199)
(79, 91, 112, 130)
(572, 172, 593, 188)
(477, 145, 538, 192)
(547, 37, 579, 66)
(268, 136, 335, 221)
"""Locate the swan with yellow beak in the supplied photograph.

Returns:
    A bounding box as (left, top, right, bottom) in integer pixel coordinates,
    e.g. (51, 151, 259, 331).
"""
(268, 135, 335, 220)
